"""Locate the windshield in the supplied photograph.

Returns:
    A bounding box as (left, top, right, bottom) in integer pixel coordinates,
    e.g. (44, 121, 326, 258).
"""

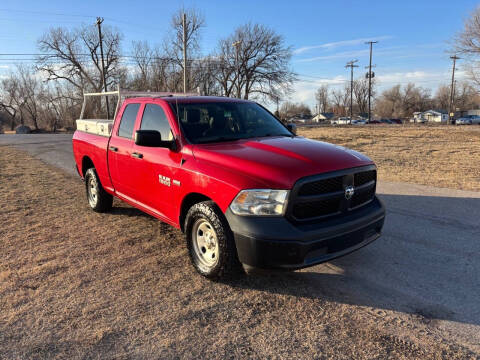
(172, 101, 292, 144)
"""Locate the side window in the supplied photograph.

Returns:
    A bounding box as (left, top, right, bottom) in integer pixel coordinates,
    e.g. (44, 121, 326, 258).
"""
(118, 103, 140, 138)
(140, 104, 173, 140)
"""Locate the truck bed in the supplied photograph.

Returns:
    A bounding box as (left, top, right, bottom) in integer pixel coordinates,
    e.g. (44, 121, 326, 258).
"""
(72, 129, 113, 193)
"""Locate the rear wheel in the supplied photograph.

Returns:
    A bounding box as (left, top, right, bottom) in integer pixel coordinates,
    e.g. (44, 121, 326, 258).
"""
(185, 201, 243, 279)
(85, 168, 113, 213)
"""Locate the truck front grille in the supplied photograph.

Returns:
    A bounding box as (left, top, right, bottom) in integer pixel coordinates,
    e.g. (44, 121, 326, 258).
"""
(287, 166, 377, 222)
(297, 175, 344, 196)
(351, 186, 376, 208)
(292, 198, 340, 219)
(354, 170, 376, 186)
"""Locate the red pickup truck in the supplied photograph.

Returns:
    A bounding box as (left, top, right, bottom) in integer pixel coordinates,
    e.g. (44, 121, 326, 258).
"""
(72, 92, 385, 279)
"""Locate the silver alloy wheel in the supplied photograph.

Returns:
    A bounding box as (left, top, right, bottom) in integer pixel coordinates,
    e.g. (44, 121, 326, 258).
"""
(192, 219, 219, 268)
(87, 175, 98, 207)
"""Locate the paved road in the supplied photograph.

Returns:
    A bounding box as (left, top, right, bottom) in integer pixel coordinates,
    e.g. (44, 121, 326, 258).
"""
(1, 134, 479, 352)
(0, 134, 76, 175)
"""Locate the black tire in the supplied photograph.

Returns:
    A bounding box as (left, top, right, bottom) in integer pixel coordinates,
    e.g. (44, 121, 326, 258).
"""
(84, 168, 113, 213)
(185, 201, 243, 279)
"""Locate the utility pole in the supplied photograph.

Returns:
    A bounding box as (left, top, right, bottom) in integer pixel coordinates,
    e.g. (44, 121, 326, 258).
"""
(365, 41, 378, 123)
(182, 12, 187, 93)
(345, 59, 359, 120)
(449, 55, 460, 124)
(96, 17, 110, 118)
(232, 41, 241, 98)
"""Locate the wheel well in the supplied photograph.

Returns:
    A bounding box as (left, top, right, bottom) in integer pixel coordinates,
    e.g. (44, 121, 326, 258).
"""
(81, 156, 95, 177)
(179, 193, 212, 232)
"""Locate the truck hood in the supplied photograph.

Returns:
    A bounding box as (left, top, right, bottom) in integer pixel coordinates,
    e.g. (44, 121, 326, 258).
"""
(192, 136, 374, 189)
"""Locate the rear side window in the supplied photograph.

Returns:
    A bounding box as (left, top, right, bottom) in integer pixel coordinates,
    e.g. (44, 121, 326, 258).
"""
(140, 104, 173, 140)
(118, 103, 140, 138)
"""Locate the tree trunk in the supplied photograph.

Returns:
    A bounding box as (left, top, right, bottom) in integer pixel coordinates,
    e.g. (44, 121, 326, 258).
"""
(32, 117, 39, 130)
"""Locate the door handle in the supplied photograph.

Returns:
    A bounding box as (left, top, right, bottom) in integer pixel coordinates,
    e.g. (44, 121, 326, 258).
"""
(109, 146, 118, 152)
(131, 152, 143, 159)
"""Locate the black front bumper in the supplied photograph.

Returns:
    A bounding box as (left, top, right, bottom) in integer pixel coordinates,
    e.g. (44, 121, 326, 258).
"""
(225, 196, 385, 269)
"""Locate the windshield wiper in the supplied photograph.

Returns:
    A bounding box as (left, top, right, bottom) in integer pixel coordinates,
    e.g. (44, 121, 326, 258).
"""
(256, 133, 293, 138)
(197, 136, 245, 144)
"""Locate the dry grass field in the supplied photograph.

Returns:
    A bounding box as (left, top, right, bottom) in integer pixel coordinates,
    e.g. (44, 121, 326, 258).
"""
(0, 144, 478, 359)
(299, 125, 480, 192)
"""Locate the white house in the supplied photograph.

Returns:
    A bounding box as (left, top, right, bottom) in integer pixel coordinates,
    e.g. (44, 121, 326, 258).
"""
(412, 110, 448, 123)
(312, 113, 334, 123)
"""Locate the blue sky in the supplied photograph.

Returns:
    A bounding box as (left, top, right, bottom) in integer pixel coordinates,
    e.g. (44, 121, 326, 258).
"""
(0, 0, 478, 108)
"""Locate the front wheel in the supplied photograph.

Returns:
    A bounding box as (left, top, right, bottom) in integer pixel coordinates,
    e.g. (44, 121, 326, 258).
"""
(185, 201, 243, 279)
(85, 168, 113, 213)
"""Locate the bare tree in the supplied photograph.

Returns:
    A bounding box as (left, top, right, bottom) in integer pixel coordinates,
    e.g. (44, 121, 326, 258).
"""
(0, 65, 47, 130)
(216, 23, 295, 101)
(375, 83, 432, 118)
(165, 7, 205, 91)
(452, 6, 480, 89)
(454, 81, 480, 110)
(279, 101, 311, 120)
(192, 57, 222, 95)
(434, 84, 451, 110)
(130, 40, 154, 90)
(17, 65, 43, 130)
(353, 78, 373, 115)
(42, 83, 81, 131)
(0, 73, 22, 130)
(331, 85, 350, 116)
(37, 24, 122, 93)
(454, 6, 480, 56)
(375, 84, 401, 118)
(315, 85, 329, 113)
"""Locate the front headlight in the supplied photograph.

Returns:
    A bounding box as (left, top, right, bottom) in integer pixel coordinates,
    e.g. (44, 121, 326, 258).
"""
(229, 189, 289, 216)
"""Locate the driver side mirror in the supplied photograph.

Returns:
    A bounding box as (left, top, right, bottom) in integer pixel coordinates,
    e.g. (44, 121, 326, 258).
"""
(286, 123, 297, 135)
(135, 130, 177, 150)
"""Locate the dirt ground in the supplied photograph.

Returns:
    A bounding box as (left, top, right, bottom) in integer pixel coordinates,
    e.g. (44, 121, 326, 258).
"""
(298, 125, 480, 192)
(0, 147, 478, 359)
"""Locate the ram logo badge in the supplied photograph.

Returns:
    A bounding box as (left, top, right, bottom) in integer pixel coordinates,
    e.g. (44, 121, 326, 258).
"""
(344, 185, 355, 200)
(159, 175, 171, 187)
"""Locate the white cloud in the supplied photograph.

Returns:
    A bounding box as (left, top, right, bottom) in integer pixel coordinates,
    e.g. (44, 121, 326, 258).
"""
(294, 44, 445, 63)
(376, 70, 467, 85)
(293, 36, 393, 55)
(0, 65, 9, 69)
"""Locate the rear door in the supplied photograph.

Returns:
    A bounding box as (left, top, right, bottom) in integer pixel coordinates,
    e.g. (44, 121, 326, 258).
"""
(131, 101, 182, 221)
(108, 102, 141, 202)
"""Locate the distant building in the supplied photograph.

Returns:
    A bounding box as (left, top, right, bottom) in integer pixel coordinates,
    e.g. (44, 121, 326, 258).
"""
(312, 113, 334, 122)
(455, 109, 480, 118)
(288, 117, 306, 123)
(412, 110, 448, 123)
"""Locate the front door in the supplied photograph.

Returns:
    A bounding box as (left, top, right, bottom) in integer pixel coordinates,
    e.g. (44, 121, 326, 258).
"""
(108, 102, 141, 202)
(131, 102, 182, 221)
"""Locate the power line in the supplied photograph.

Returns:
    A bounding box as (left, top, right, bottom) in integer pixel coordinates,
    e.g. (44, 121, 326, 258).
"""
(0, 8, 169, 33)
(0, 8, 96, 18)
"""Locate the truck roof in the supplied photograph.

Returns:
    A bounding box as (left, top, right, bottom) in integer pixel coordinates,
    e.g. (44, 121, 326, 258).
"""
(161, 96, 251, 104)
